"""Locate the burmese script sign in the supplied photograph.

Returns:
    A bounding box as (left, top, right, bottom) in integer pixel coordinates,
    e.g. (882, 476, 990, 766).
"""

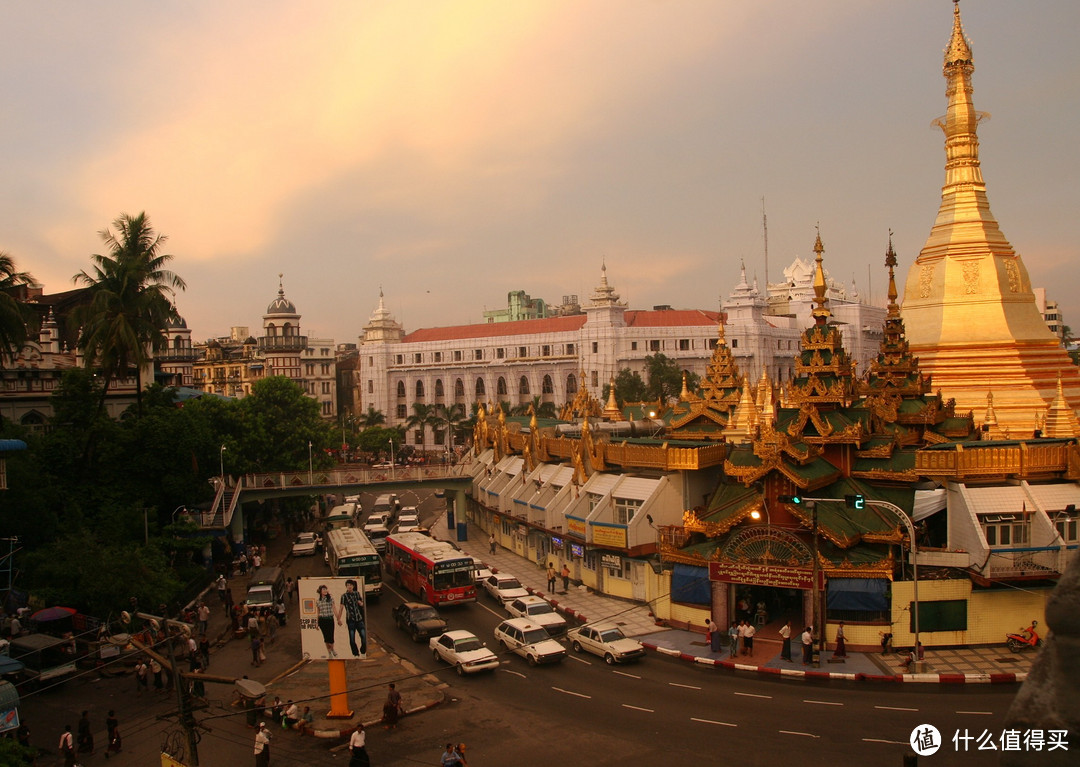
(591, 523, 627, 549)
(708, 562, 823, 590)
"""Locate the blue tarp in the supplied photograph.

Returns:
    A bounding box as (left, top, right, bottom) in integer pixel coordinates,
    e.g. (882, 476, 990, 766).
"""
(826, 578, 889, 611)
(671, 563, 711, 605)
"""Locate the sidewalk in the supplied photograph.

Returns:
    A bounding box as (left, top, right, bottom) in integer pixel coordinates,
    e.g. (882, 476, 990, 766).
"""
(431, 513, 1034, 685)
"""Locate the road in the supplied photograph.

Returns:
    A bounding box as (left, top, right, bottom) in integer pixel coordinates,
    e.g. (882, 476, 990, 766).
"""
(15, 490, 1019, 766)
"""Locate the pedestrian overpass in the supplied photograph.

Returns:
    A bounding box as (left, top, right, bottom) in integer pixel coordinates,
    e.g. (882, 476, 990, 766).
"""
(197, 464, 473, 539)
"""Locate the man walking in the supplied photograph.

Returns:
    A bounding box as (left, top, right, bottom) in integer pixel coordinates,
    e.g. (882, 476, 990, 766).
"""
(58, 725, 75, 767)
(253, 722, 271, 767)
(349, 723, 369, 767)
(489, 532, 496, 555)
(217, 574, 228, 604)
(560, 563, 570, 593)
(546, 563, 557, 593)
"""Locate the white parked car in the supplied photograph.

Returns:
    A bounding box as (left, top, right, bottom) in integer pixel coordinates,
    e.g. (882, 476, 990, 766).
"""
(494, 618, 566, 666)
(482, 573, 529, 604)
(567, 623, 646, 665)
(430, 630, 500, 675)
(506, 596, 567, 636)
(291, 532, 319, 557)
(468, 557, 493, 585)
(364, 512, 390, 531)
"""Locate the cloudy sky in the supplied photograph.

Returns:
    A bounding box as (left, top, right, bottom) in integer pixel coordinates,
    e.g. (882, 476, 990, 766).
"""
(1, 0, 1077, 344)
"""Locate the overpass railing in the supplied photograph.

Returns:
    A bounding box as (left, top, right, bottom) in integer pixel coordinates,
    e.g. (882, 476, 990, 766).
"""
(237, 463, 472, 492)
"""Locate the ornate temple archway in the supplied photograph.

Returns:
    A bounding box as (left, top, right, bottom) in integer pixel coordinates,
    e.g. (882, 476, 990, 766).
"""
(719, 526, 812, 567)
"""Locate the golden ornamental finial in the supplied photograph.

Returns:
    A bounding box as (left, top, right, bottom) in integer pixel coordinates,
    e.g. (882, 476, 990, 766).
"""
(811, 227, 831, 322)
(885, 231, 900, 318)
(945, 0, 973, 71)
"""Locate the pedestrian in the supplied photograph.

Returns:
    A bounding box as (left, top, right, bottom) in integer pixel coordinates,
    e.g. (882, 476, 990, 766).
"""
(489, 532, 496, 554)
(134, 658, 149, 693)
(251, 634, 263, 667)
(283, 701, 299, 730)
(727, 621, 738, 657)
(743, 620, 756, 657)
(58, 725, 75, 767)
(315, 584, 338, 658)
(546, 563, 557, 593)
(247, 611, 260, 638)
(295, 706, 314, 735)
(105, 710, 121, 758)
(275, 598, 287, 627)
(190, 666, 206, 700)
(456, 743, 469, 766)
(348, 723, 370, 767)
(253, 722, 271, 767)
(251, 551, 262, 569)
(217, 574, 228, 604)
(801, 626, 813, 665)
(150, 657, 164, 691)
(245, 696, 258, 729)
(441, 743, 462, 766)
(834, 621, 847, 658)
(199, 634, 211, 668)
(187, 633, 199, 671)
(879, 630, 893, 656)
(335, 578, 367, 657)
(560, 563, 570, 593)
(76, 711, 94, 756)
(737, 620, 749, 655)
(779, 620, 792, 661)
(382, 682, 404, 729)
(286, 577, 296, 603)
(198, 602, 210, 635)
(706, 617, 720, 652)
(265, 608, 277, 645)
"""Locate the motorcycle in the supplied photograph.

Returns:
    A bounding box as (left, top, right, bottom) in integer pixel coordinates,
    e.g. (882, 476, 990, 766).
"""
(1005, 620, 1043, 653)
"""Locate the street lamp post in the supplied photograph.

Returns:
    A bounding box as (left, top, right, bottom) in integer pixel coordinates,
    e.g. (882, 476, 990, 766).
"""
(219, 444, 227, 487)
(308, 441, 313, 485)
(388, 438, 396, 477)
(797, 495, 920, 665)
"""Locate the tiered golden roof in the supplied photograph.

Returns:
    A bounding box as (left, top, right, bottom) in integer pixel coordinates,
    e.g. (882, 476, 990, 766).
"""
(667, 321, 743, 440)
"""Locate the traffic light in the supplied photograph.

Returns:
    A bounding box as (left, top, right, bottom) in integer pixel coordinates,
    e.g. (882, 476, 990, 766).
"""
(777, 494, 802, 505)
(845, 494, 866, 510)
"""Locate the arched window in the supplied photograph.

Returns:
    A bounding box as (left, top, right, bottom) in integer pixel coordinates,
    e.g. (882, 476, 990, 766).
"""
(497, 377, 507, 396)
(566, 374, 577, 394)
(454, 379, 465, 398)
(519, 376, 530, 395)
(542, 375, 553, 394)
(415, 380, 425, 398)
(475, 378, 486, 397)
(434, 379, 444, 397)
(396, 380, 406, 398)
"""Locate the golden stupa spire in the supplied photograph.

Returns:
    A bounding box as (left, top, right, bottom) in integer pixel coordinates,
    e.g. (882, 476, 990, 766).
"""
(885, 230, 900, 319)
(811, 226, 831, 323)
(679, 371, 691, 401)
(1043, 374, 1080, 439)
(602, 376, 622, 421)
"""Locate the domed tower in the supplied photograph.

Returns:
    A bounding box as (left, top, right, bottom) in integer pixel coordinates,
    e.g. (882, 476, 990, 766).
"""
(259, 275, 306, 379)
(901, 1, 1080, 432)
(159, 313, 195, 387)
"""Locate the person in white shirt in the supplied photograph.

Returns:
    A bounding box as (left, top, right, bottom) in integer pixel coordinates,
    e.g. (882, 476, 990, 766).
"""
(253, 722, 271, 767)
(743, 622, 756, 657)
(801, 626, 813, 665)
(349, 723, 369, 767)
(779, 621, 793, 661)
(58, 725, 75, 767)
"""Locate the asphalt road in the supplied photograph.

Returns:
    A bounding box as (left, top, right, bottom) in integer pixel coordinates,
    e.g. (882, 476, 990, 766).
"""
(15, 491, 1019, 766)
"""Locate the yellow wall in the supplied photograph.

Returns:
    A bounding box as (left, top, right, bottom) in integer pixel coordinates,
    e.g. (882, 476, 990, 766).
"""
(668, 601, 709, 628)
(603, 576, 634, 601)
(889, 579, 1051, 647)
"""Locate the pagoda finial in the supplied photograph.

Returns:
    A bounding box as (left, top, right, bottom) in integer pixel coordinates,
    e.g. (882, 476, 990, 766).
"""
(679, 371, 690, 401)
(945, 0, 973, 70)
(278, 273, 285, 296)
(885, 231, 900, 318)
(811, 226, 831, 323)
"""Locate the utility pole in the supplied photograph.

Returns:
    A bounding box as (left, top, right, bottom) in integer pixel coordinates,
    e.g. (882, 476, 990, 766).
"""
(138, 613, 199, 766)
(809, 501, 821, 667)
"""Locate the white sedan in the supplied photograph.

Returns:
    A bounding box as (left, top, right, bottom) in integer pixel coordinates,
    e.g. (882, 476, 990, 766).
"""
(567, 623, 646, 664)
(430, 630, 500, 675)
(468, 557, 493, 585)
(506, 596, 567, 636)
(481, 573, 529, 604)
(291, 532, 319, 557)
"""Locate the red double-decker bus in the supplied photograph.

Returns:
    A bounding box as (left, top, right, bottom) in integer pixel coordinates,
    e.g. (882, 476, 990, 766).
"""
(384, 531, 477, 606)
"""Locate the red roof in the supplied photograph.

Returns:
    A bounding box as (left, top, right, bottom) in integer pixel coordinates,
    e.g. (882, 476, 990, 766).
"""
(402, 315, 587, 343)
(400, 309, 721, 344)
(625, 309, 721, 327)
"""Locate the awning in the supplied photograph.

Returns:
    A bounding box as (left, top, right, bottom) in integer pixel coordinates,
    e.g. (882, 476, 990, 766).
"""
(826, 577, 889, 611)
(912, 488, 947, 522)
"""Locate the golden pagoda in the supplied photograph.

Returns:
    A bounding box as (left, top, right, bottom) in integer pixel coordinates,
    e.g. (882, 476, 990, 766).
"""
(901, 0, 1080, 433)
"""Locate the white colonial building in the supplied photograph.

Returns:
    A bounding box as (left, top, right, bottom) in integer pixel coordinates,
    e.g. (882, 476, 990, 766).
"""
(357, 260, 887, 450)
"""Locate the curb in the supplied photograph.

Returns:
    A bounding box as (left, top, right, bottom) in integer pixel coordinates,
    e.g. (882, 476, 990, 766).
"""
(308, 693, 448, 739)
(639, 642, 1027, 684)
(527, 587, 587, 625)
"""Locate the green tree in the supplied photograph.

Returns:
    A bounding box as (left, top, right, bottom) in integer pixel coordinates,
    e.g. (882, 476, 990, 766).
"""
(356, 405, 386, 429)
(404, 402, 439, 455)
(356, 425, 404, 456)
(71, 212, 186, 417)
(237, 376, 334, 473)
(0, 251, 35, 360)
(645, 353, 699, 403)
(0, 731, 35, 765)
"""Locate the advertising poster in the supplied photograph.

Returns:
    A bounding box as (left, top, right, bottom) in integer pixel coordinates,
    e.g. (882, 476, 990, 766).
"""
(297, 576, 368, 660)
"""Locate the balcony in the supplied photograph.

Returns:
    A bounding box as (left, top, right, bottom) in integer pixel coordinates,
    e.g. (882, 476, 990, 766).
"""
(257, 335, 308, 352)
(156, 347, 199, 362)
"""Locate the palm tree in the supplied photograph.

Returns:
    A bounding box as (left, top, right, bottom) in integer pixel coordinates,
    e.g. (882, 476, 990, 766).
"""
(404, 402, 439, 457)
(434, 403, 467, 453)
(356, 405, 386, 430)
(0, 252, 35, 359)
(71, 212, 186, 417)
